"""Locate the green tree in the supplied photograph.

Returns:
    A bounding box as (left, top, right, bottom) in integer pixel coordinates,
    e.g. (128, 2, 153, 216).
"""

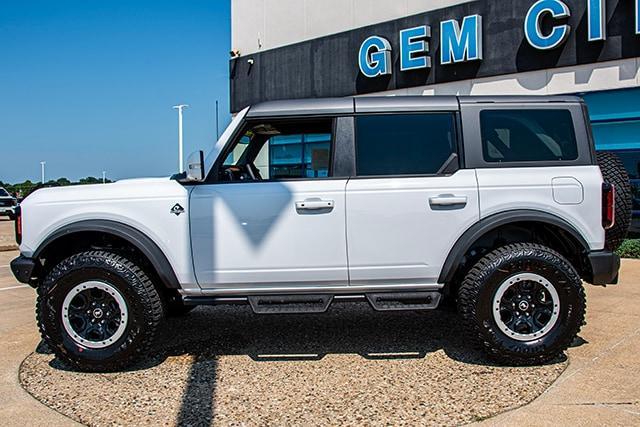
(79, 176, 101, 184)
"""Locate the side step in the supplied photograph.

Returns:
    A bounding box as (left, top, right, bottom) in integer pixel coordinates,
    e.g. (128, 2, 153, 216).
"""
(248, 295, 333, 314)
(366, 291, 441, 311)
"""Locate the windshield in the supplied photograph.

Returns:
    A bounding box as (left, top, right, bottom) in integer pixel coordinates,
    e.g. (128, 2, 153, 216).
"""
(0, 188, 9, 197)
(204, 106, 250, 175)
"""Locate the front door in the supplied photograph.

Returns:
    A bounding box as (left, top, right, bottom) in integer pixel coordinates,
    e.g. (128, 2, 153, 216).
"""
(190, 117, 349, 290)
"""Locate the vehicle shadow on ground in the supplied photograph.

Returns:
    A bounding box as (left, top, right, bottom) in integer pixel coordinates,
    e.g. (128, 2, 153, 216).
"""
(38, 303, 569, 426)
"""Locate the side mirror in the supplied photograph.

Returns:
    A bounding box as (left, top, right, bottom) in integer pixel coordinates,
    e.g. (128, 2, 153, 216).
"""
(185, 150, 205, 182)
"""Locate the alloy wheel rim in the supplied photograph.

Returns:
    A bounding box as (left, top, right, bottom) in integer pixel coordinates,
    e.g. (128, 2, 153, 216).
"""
(492, 272, 560, 342)
(61, 281, 128, 349)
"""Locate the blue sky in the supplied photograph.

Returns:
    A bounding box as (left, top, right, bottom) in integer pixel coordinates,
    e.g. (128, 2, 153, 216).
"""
(0, 0, 231, 183)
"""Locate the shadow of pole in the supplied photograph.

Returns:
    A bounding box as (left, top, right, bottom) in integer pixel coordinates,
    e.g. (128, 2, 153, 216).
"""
(176, 357, 218, 427)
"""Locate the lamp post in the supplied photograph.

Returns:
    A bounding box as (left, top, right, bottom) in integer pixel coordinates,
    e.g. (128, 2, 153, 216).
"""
(102, 171, 106, 184)
(40, 161, 46, 184)
(173, 104, 189, 173)
(215, 100, 220, 139)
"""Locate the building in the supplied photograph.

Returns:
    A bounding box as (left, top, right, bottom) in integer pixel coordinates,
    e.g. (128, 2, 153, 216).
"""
(229, 0, 640, 224)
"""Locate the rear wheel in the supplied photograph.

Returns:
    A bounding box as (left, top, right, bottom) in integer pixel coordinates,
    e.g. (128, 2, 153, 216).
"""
(458, 243, 585, 365)
(597, 151, 632, 251)
(37, 251, 165, 372)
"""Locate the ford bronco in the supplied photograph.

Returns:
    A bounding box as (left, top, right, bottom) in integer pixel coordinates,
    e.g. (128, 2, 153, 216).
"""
(10, 96, 631, 371)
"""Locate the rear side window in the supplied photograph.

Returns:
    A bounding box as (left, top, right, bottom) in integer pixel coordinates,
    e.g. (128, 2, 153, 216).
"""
(355, 113, 456, 176)
(480, 110, 578, 163)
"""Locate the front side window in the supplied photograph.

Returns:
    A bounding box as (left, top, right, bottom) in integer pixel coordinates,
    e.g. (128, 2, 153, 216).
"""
(218, 119, 332, 182)
(355, 113, 456, 176)
(480, 110, 578, 163)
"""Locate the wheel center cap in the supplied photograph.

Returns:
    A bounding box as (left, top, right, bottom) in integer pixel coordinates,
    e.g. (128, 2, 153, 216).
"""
(518, 300, 530, 311)
(92, 308, 104, 319)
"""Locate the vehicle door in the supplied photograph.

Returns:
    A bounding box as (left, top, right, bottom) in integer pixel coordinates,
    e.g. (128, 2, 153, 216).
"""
(345, 106, 480, 287)
(190, 116, 350, 291)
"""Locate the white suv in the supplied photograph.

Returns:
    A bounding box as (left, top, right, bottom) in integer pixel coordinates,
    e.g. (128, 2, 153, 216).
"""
(0, 187, 17, 220)
(10, 96, 630, 371)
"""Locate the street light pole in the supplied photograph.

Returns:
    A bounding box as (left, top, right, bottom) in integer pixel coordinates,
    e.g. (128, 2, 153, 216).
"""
(172, 104, 189, 173)
(215, 100, 220, 139)
(102, 171, 106, 184)
(40, 161, 46, 183)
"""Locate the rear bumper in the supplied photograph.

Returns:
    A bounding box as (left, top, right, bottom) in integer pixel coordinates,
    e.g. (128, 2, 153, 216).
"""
(10, 255, 36, 285)
(587, 251, 620, 285)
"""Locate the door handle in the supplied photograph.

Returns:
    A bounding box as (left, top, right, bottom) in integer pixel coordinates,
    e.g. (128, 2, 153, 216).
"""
(429, 194, 468, 207)
(295, 198, 334, 211)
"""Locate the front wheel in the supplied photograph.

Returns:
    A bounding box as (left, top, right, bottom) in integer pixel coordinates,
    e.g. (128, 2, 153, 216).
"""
(458, 243, 585, 365)
(37, 251, 165, 372)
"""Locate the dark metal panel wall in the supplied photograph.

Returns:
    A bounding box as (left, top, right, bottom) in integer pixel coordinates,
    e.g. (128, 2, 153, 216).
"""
(230, 0, 639, 112)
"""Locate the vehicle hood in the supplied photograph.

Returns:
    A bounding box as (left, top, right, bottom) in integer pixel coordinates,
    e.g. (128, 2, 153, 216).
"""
(21, 177, 188, 207)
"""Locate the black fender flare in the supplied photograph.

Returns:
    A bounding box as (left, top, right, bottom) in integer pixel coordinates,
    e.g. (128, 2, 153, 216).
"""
(33, 219, 180, 289)
(438, 210, 590, 284)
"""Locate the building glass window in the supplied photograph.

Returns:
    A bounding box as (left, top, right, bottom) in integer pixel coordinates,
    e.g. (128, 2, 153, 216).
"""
(583, 88, 640, 237)
(480, 110, 578, 163)
(355, 113, 456, 176)
(269, 133, 331, 179)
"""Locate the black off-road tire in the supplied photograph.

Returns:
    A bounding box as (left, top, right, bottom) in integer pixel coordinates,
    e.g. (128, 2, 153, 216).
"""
(597, 151, 632, 251)
(37, 251, 165, 372)
(458, 243, 586, 365)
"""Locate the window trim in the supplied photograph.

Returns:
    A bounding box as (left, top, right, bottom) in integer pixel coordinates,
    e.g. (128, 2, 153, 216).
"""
(352, 111, 461, 179)
(461, 103, 595, 169)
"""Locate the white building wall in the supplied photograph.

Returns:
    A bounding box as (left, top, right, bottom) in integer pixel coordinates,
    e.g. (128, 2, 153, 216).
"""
(368, 58, 640, 97)
(231, 0, 473, 55)
(231, 1, 639, 101)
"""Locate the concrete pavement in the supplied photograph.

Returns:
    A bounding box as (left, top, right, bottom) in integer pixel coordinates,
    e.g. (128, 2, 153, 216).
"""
(0, 250, 79, 426)
(478, 262, 640, 426)
(0, 218, 18, 250)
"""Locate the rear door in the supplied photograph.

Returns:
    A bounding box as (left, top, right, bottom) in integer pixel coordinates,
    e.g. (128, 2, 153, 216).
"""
(345, 103, 480, 287)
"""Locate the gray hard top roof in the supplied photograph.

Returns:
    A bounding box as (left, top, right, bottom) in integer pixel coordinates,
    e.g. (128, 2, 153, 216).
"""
(246, 95, 584, 118)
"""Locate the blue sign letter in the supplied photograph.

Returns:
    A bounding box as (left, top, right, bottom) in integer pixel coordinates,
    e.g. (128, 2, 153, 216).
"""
(400, 25, 431, 71)
(524, 0, 571, 50)
(440, 15, 483, 65)
(588, 0, 606, 41)
(358, 36, 392, 78)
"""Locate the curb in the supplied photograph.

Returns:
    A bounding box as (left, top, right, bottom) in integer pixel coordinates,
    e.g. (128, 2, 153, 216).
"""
(0, 245, 18, 252)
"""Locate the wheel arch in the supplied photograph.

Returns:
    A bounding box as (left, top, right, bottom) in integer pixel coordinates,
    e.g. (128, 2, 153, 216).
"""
(33, 219, 180, 289)
(438, 210, 590, 285)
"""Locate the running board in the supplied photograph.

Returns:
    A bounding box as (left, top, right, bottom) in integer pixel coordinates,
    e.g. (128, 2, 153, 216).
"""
(366, 292, 441, 311)
(248, 295, 333, 314)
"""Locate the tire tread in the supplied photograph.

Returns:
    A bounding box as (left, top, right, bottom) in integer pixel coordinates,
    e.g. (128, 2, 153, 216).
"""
(597, 151, 632, 251)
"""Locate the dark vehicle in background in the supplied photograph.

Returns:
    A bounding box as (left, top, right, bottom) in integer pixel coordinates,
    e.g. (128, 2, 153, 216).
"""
(0, 187, 17, 220)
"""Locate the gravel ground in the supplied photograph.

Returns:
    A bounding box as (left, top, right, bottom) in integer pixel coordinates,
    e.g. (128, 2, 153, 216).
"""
(20, 303, 567, 426)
